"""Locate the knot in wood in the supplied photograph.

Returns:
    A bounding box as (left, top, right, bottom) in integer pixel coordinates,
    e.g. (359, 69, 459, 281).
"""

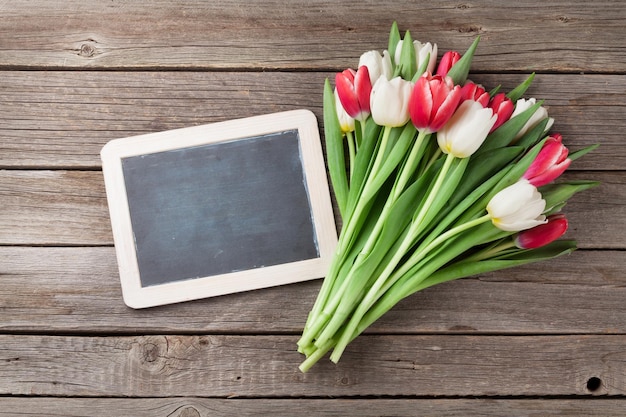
(142, 342, 160, 362)
(79, 43, 96, 58)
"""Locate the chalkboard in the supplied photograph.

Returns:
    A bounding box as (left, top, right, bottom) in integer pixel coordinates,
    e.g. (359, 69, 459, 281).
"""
(101, 110, 337, 308)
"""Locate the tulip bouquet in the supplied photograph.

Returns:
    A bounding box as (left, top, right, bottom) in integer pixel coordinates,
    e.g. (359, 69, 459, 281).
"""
(297, 23, 598, 372)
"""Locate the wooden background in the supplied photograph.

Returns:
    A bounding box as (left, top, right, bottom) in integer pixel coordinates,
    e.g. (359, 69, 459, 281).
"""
(1, 1, 625, 415)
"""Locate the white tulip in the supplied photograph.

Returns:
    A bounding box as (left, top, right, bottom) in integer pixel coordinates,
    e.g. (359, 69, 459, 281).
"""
(487, 179, 547, 232)
(511, 98, 554, 140)
(436, 100, 497, 158)
(369, 76, 413, 127)
(358, 50, 393, 84)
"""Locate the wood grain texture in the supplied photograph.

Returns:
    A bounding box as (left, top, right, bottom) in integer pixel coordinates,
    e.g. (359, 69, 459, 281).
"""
(1, 334, 625, 397)
(0, 72, 623, 169)
(1, 0, 625, 72)
(1, 398, 626, 417)
(0, 246, 624, 334)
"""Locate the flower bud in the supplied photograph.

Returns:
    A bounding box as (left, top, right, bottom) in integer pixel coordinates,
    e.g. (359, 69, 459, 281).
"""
(511, 98, 554, 140)
(523, 134, 571, 187)
(488, 92, 515, 132)
(514, 213, 568, 249)
(487, 179, 547, 232)
(436, 51, 461, 77)
(409, 73, 462, 133)
(370, 76, 413, 127)
(436, 100, 497, 158)
(334, 88, 355, 133)
(460, 82, 490, 107)
(335, 67, 372, 121)
(359, 50, 393, 84)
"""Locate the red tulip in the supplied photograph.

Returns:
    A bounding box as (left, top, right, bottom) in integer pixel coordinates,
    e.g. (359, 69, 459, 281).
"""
(460, 82, 490, 107)
(409, 73, 462, 133)
(436, 51, 461, 77)
(335, 66, 372, 121)
(488, 92, 515, 132)
(515, 213, 568, 249)
(523, 134, 571, 187)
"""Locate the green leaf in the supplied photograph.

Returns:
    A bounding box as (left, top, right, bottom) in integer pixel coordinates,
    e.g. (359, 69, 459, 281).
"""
(540, 180, 600, 211)
(346, 118, 382, 216)
(480, 99, 544, 152)
(412, 157, 470, 241)
(514, 117, 550, 150)
(463, 146, 525, 194)
(489, 85, 502, 97)
(417, 240, 577, 290)
(323, 79, 349, 219)
(398, 30, 417, 80)
(446, 36, 480, 85)
(506, 73, 535, 102)
(360, 124, 417, 204)
(412, 52, 430, 81)
(387, 22, 401, 67)
(427, 167, 511, 245)
(569, 143, 600, 162)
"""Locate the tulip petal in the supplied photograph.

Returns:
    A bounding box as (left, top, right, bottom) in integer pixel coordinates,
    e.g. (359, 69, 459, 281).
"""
(528, 158, 572, 187)
(335, 70, 361, 119)
(354, 65, 372, 114)
(409, 76, 433, 130)
(438, 100, 496, 158)
(487, 179, 548, 232)
(515, 214, 568, 249)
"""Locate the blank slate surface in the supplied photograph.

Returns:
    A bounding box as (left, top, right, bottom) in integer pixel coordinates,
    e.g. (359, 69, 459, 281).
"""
(101, 110, 337, 309)
(122, 130, 318, 287)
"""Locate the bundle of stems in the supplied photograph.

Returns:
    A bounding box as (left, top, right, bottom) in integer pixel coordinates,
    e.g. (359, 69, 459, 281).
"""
(297, 23, 598, 372)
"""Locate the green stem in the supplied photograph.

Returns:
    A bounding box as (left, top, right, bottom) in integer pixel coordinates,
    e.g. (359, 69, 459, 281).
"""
(298, 126, 391, 349)
(299, 338, 336, 373)
(388, 214, 492, 287)
(463, 239, 516, 263)
(346, 130, 356, 181)
(393, 130, 430, 200)
(357, 130, 428, 258)
(423, 148, 442, 174)
(337, 125, 391, 256)
(332, 214, 493, 361)
(329, 153, 456, 362)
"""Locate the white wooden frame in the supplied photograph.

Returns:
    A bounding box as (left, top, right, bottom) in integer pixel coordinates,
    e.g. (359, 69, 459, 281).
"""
(101, 109, 337, 309)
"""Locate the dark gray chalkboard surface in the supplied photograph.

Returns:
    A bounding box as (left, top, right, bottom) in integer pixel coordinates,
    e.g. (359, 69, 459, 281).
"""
(101, 110, 337, 308)
(122, 130, 319, 287)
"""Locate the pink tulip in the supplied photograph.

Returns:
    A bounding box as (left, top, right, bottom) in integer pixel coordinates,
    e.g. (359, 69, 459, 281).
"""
(408, 73, 462, 133)
(515, 213, 568, 249)
(460, 82, 490, 107)
(523, 134, 571, 187)
(436, 51, 461, 77)
(488, 92, 515, 132)
(335, 66, 372, 121)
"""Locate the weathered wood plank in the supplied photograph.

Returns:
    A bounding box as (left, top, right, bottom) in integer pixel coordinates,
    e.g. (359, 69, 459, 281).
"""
(1, 1, 625, 72)
(1, 398, 626, 417)
(1, 334, 624, 396)
(0, 170, 111, 245)
(0, 246, 624, 334)
(0, 72, 622, 170)
(0, 170, 616, 247)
